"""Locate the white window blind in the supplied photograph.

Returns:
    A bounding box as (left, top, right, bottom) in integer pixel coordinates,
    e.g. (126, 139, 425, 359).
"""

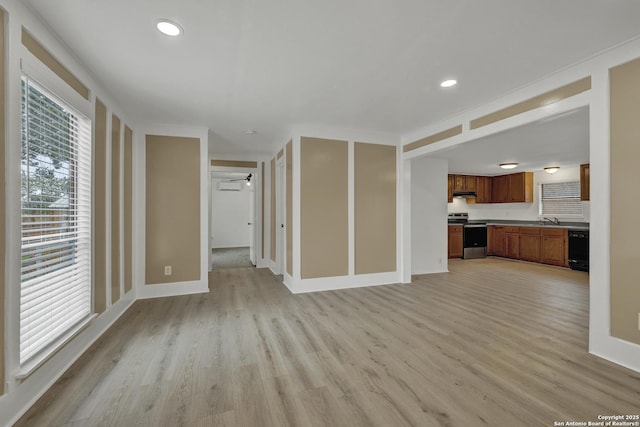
(20, 75, 92, 364)
(540, 181, 582, 217)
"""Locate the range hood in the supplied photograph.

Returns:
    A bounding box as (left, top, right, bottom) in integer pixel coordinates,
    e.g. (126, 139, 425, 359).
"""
(453, 191, 477, 198)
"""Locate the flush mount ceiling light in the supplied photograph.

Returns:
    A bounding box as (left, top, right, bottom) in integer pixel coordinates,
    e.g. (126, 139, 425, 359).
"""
(156, 19, 183, 36)
(499, 162, 518, 169)
(544, 166, 560, 174)
(246, 130, 257, 135)
(440, 79, 457, 88)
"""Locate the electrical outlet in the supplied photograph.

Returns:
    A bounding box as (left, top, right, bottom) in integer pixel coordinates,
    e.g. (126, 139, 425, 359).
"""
(164, 265, 172, 276)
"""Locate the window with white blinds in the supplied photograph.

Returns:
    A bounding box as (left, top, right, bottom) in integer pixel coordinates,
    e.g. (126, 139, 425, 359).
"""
(540, 181, 583, 217)
(20, 75, 92, 364)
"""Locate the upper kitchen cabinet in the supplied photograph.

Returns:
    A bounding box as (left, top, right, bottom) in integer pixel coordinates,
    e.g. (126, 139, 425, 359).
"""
(491, 175, 509, 203)
(465, 175, 477, 192)
(450, 174, 478, 193)
(475, 176, 492, 203)
(508, 172, 533, 203)
(448, 172, 531, 203)
(580, 163, 590, 201)
(492, 172, 533, 203)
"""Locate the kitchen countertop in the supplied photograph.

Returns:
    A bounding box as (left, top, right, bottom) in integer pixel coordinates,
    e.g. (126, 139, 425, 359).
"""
(448, 220, 589, 230)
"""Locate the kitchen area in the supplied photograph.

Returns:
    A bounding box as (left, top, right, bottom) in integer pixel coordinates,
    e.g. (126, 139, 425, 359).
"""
(447, 167, 590, 271)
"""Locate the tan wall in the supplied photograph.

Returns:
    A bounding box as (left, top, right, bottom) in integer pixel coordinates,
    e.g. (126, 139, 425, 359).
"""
(270, 157, 276, 262)
(354, 143, 396, 274)
(123, 126, 133, 294)
(0, 8, 5, 396)
(300, 137, 348, 279)
(145, 135, 200, 284)
(610, 58, 640, 345)
(111, 115, 121, 303)
(94, 99, 107, 313)
(286, 141, 293, 275)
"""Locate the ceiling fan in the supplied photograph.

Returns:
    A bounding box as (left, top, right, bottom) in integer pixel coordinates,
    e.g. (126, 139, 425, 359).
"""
(226, 173, 252, 186)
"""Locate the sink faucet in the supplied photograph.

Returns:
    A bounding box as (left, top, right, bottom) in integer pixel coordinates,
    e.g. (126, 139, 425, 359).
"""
(543, 217, 560, 225)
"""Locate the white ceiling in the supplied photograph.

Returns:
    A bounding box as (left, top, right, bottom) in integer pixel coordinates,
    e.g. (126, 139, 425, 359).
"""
(24, 0, 640, 156)
(430, 107, 589, 176)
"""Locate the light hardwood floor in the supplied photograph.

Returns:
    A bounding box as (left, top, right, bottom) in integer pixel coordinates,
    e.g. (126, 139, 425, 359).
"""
(16, 258, 640, 426)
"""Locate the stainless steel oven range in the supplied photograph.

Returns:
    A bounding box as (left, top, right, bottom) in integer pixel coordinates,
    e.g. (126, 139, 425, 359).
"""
(448, 213, 487, 259)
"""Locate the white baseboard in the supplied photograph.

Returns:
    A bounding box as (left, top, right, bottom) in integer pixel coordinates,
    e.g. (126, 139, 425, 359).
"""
(283, 273, 295, 293)
(137, 279, 209, 299)
(284, 271, 401, 294)
(590, 336, 640, 373)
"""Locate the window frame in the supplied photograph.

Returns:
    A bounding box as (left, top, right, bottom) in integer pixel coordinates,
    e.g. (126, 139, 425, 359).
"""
(538, 180, 584, 219)
(17, 71, 94, 375)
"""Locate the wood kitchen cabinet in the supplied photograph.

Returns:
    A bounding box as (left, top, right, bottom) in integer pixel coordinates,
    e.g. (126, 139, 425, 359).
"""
(491, 172, 533, 203)
(580, 164, 590, 201)
(476, 176, 492, 203)
(487, 225, 505, 256)
(448, 225, 463, 258)
(508, 172, 534, 203)
(489, 225, 570, 268)
(504, 227, 520, 259)
(519, 227, 541, 262)
(492, 175, 509, 203)
(450, 174, 476, 193)
(464, 175, 476, 192)
(540, 228, 567, 266)
(448, 172, 532, 204)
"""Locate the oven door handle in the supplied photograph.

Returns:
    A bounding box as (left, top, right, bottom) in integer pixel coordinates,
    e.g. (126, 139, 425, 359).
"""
(464, 224, 487, 228)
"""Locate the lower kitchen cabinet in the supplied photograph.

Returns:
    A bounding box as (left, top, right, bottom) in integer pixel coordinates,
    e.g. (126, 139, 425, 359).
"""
(487, 225, 569, 268)
(448, 225, 463, 259)
(519, 227, 541, 262)
(505, 227, 520, 259)
(487, 225, 505, 256)
(540, 228, 567, 266)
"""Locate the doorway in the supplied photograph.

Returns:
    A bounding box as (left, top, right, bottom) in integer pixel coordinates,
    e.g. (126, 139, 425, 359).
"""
(210, 170, 256, 269)
(275, 160, 285, 275)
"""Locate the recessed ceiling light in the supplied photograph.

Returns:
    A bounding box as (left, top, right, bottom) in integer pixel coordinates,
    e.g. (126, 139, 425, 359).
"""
(544, 166, 560, 174)
(499, 162, 518, 169)
(246, 130, 257, 135)
(156, 19, 183, 36)
(440, 79, 457, 88)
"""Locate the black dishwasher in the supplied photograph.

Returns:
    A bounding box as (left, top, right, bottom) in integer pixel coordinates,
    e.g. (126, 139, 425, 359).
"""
(568, 230, 589, 272)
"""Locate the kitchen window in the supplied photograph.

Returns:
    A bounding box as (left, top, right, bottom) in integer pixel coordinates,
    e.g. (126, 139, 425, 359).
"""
(539, 181, 583, 217)
(20, 75, 92, 366)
